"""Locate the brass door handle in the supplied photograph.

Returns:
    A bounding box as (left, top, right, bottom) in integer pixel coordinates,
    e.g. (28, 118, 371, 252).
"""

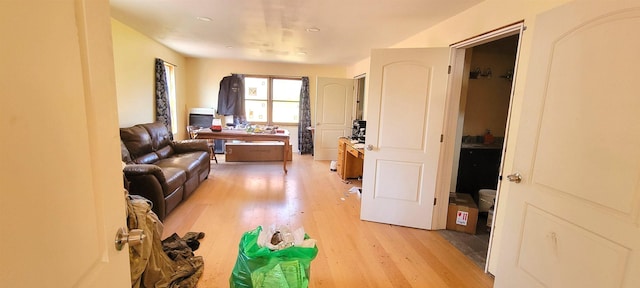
(506, 172, 522, 183)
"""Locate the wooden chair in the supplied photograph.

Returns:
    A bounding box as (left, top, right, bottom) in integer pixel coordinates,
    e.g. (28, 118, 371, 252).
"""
(187, 126, 217, 163)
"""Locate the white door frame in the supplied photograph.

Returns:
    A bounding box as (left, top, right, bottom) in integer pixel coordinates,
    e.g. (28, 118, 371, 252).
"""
(434, 22, 525, 274)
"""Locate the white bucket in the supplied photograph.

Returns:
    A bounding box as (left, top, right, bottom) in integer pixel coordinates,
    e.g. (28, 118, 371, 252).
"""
(478, 189, 497, 212)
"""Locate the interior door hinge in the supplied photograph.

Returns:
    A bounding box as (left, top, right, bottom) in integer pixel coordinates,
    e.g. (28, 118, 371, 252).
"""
(440, 134, 444, 143)
(434, 198, 437, 206)
(447, 65, 452, 74)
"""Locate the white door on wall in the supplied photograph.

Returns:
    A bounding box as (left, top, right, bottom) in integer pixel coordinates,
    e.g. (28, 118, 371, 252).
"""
(0, 0, 130, 287)
(495, 1, 640, 287)
(360, 48, 449, 229)
(314, 77, 354, 160)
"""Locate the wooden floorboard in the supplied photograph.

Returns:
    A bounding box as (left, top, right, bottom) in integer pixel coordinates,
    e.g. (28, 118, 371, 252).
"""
(161, 153, 495, 287)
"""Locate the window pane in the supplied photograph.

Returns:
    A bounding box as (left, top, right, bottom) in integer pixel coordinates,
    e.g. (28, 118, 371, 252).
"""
(272, 101, 299, 123)
(245, 77, 268, 100)
(273, 79, 302, 101)
(245, 100, 267, 122)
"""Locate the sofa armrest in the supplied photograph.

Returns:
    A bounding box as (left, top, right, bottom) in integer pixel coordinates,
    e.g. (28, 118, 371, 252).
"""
(123, 164, 166, 183)
(172, 139, 209, 154)
(122, 164, 167, 220)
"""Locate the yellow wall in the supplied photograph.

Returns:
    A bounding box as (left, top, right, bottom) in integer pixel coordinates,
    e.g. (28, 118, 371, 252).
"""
(111, 19, 188, 139)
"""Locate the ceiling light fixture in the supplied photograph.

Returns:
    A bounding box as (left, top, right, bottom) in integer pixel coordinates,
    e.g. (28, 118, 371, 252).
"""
(305, 27, 320, 32)
(196, 16, 212, 22)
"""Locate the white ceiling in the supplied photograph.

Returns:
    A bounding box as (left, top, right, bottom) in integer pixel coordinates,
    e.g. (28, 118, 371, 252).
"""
(110, 0, 483, 65)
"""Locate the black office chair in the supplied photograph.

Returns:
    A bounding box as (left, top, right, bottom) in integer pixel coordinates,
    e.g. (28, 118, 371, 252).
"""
(187, 126, 217, 164)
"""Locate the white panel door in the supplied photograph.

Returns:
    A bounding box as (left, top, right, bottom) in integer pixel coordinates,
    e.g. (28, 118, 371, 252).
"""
(360, 48, 449, 229)
(495, 1, 640, 287)
(0, 0, 130, 287)
(314, 77, 354, 160)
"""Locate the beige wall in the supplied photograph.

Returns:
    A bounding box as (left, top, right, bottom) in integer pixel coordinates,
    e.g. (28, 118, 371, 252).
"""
(111, 19, 188, 139)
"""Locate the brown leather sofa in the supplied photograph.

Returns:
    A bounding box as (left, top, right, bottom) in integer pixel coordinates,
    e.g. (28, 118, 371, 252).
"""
(120, 122, 210, 220)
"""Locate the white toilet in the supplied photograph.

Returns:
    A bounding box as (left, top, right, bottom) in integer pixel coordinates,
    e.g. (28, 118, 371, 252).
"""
(478, 189, 497, 213)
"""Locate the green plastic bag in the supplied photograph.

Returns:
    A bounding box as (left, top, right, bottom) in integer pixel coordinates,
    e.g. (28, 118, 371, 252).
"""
(229, 226, 318, 288)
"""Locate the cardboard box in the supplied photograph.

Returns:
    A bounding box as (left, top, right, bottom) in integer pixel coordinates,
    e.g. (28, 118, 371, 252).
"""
(446, 193, 478, 234)
(225, 142, 292, 162)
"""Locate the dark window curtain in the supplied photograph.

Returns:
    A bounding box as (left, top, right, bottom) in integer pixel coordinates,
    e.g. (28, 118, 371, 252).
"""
(298, 77, 313, 154)
(155, 58, 173, 140)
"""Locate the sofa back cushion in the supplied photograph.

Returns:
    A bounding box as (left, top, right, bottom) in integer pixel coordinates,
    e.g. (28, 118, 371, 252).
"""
(120, 125, 158, 164)
(120, 125, 152, 158)
(142, 122, 173, 151)
(120, 122, 175, 164)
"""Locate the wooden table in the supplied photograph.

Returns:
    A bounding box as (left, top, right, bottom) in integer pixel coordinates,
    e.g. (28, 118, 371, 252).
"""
(195, 128, 291, 173)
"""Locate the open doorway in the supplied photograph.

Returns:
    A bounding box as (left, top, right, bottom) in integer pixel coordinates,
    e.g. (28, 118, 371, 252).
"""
(438, 32, 520, 270)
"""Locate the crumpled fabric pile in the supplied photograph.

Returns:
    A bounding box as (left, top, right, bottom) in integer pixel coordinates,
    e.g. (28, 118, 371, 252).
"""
(126, 193, 205, 288)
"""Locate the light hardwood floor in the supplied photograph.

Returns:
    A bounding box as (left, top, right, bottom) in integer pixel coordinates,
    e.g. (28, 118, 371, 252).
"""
(162, 153, 495, 287)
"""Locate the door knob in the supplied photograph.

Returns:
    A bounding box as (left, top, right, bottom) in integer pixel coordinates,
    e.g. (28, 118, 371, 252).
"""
(115, 227, 146, 251)
(506, 172, 522, 183)
(366, 144, 374, 151)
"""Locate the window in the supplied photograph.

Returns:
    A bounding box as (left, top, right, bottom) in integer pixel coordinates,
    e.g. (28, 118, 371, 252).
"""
(244, 76, 302, 125)
(163, 62, 177, 134)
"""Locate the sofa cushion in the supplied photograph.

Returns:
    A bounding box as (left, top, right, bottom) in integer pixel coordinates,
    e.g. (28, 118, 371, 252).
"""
(155, 151, 209, 179)
(134, 152, 160, 164)
(120, 125, 152, 159)
(161, 167, 187, 197)
(142, 122, 172, 151)
(172, 140, 209, 154)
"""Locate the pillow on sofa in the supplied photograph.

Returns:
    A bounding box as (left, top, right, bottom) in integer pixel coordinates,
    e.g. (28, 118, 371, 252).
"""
(156, 145, 174, 159)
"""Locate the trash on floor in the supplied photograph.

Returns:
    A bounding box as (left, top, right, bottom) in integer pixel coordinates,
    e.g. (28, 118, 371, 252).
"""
(256, 225, 316, 251)
(230, 225, 318, 288)
(330, 160, 337, 171)
(349, 186, 362, 198)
